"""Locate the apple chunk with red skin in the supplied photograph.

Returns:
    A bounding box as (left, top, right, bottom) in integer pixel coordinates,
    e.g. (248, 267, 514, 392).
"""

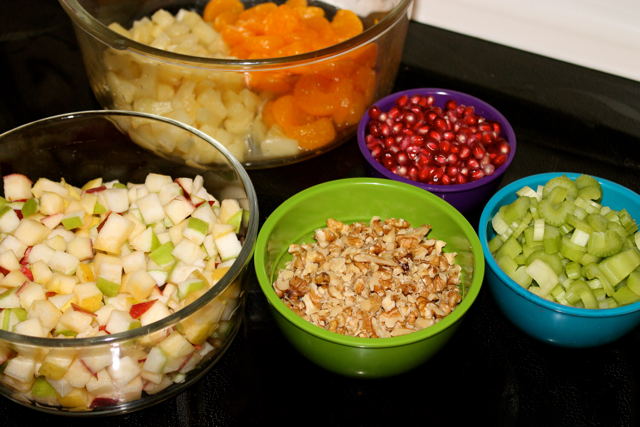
(3, 174, 33, 202)
(93, 213, 135, 255)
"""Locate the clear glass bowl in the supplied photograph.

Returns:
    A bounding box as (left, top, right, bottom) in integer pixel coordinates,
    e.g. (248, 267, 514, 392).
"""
(0, 111, 258, 415)
(58, 0, 414, 169)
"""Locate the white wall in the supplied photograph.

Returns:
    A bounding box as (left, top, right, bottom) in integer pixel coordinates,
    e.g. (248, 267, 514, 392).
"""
(411, 0, 640, 82)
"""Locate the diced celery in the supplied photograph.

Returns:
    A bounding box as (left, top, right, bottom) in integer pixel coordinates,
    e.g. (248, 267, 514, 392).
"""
(583, 262, 615, 296)
(533, 218, 545, 241)
(523, 244, 544, 258)
(496, 254, 518, 276)
(565, 261, 582, 280)
(503, 197, 531, 224)
(516, 185, 540, 200)
(509, 265, 533, 288)
(526, 250, 564, 276)
(559, 223, 574, 236)
(496, 235, 522, 260)
(593, 288, 606, 301)
(543, 225, 561, 254)
(587, 278, 603, 290)
(548, 186, 568, 204)
(488, 235, 504, 254)
(587, 214, 608, 232)
(627, 269, 640, 295)
(612, 285, 640, 306)
(492, 211, 510, 236)
(511, 212, 532, 240)
(598, 248, 640, 286)
(571, 280, 598, 309)
(525, 259, 559, 297)
(619, 209, 638, 235)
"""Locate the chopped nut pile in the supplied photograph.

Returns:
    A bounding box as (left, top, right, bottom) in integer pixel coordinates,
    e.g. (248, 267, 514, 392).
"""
(273, 217, 463, 338)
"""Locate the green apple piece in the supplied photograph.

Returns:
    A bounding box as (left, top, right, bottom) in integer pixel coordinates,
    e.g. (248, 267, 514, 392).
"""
(21, 198, 39, 218)
(61, 213, 84, 231)
(178, 279, 206, 301)
(12, 308, 27, 322)
(112, 183, 127, 189)
(96, 276, 121, 297)
(0, 205, 21, 233)
(93, 202, 107, 214)
(226, 209, 243, 233)
(0, 287, 20, 309)
(54, 322, 78, 337)
(129, 226, 161, 253)
(31, 376, 57, 398)
(187, 217, 208, 235)
(149, 242, 175, 265)
(129, 320, 141, 330)
(0, 196, 7, 208)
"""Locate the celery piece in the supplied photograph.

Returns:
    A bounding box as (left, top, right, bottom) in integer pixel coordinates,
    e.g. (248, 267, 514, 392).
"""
(574, 207, 588, 221)
(566, 214, 594, 233)
(565, 261, 582, 280)
(517, 185, 540, 200)
(581, 253, 602, 266)
(570, 229, 591, 247)
(613, 285, 640, 306)
(635, 231, 640, 250)
(583, 262, 615, 296)
(543, 225, 561, 254)
(514, 254, 527, 265)
(619, 209, 638, 235)
(548, 186, 568, 204)
(509, 265, 533, 289)
(550, 284, 565, 298)
(605, 210, 620, 223)
(523, 244, 544, 258)
(503, 197, 531, 225)
(496, 254, 518, 276)
(526, 250, 564, 276)
(564, 286, 581, 305)
(511, 212, 532, 240)
(488, 235, 504, 254)
(626, 269, 640, 295)
(559, 223, 575, 236)
(587, 278, 603, 290)
(543, 175, 578, 200)
(574, 174, 601, 190)
(496, 235, 522, 260)
(587, 214, 609, 233)
(532, 218, 545, 242)
(578, 186, 603, 202)
(561, 236, 587, 263)
(598, 248, 640, 286)
(523, 226, 536, 248)
(587, 230, 622, 257)
(607, 221, 627, 239)
(492, 211, 509, 236)
(539, 199, 574, 227)
(593, 288, 606, 301)
(571, 280, 598, 309)
(525, 258, 559, 297)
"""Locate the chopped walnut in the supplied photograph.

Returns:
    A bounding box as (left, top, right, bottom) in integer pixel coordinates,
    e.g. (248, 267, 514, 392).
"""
(273, 217, 463, 338)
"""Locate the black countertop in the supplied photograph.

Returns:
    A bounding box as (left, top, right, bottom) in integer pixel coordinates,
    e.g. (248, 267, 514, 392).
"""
(1, 2, 640, 426)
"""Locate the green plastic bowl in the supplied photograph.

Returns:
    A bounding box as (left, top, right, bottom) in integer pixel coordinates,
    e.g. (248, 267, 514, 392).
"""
(254, 178, 484, 378)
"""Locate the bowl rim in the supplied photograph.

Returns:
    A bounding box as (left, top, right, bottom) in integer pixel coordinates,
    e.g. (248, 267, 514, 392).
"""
(58, 0, 414, 72)
(254, 177, 485, 348)
(479, 171, 640, 318)
(357, 87, 517, 193)
(0, 110, 259, 347)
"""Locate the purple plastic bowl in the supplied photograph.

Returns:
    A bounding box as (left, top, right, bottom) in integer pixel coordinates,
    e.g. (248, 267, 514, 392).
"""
(357, 88, 516, 216)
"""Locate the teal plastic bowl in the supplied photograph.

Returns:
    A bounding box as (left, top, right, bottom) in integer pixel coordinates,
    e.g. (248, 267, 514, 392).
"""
(479, 172, 640, 348)
(254, 178, 484, 378)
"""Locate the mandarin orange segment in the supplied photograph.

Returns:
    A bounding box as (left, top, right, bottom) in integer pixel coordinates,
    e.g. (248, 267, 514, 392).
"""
(243, 35, 286, 54)
(212, 10, 241, 32)
(221, 25, 255, 47)
(333, 91, 368, 130)
(350, 43, 378, 69)
(248, 71, 296, 94)
(261, 100, 277, 128)
(285, 0, 307, 8)
(331, 10, 363, 42)
(203, 0, 244, 23)
(285, 118, 337, 150)
(293, 73, 341, 116)
(272, 94, 314, 128)
(294, 6, 325, 20)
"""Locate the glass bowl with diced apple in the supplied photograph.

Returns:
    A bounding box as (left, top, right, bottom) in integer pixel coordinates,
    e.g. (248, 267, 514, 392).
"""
(58, 0, 413, 169)
(479, 172, 640, 348)
(0, 110, 258, 415)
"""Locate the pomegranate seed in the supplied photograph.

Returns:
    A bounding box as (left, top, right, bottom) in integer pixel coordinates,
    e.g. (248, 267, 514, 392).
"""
(408, 166, 419, 181)
(464, 115, 478, 125)
(457, 174, 468, 184)
(447, 153, 459, 164)
(418, 166, 431, 182)
(471, 142, 486, 159)
(368, 106, 381, 120)
(493, 153, 508, 167)
(446, 110, 459, 123)
(409, 94, 422, 105)
(478, 123, 492, 132)
(384, 137, 394, 148)
(450, 142, 460, 154)
(369, 122, 380, 137)
(441, 174, 452, 185)
(388, 106, 401, 119)
(416, 125, 430, 135)
(417, 152, 433, 166)
(401, 127, 414, 136)
(406, 145, 421, 160)
(497, 140, 511, 154)
(431, 168, 445, 183)
(396, 95, 409, 107)
(439, 140, 451, 153)
(403, 112, 416, 125)
(484, 164, 496, 176)
(464, 106, 475, 116)
(446, 165, 459, 177)
(391, 122, 403, 135)
(426, 111, 439, 123)
(443, 131, 455, 141)
(396, 151, 410, 166)
(459, 166, 469, 176)
(380, 123, 390, 137)
(445, 99, 458, 111)
(370, 145, 383, 158)
(467, 158, 480, 170)
(396, 165, 408, 177)
(493, 122, 501, 133)
(428, 129, 442, 141)
(470, 169, 485, 181)
(434, 117, 448, 131)
(481, 154, 492, 167)
(456, 132, 467, 144)
(425, 141, 439, 152)
(459, 146, 471, 159)
(481, 131, 494, 144)
(411, 135, 425, 146)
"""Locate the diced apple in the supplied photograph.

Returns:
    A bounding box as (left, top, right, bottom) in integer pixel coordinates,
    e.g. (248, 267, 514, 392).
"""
(0, 206, 21, 233)
(136, 192, 166, 225)
(48, 250, 80, 275)
(66, 236, 94, 261)
(93, 214, 135, 255)
(105, 309, 137, 334)
(107, 356, 141, 388)
(41, 212, 64, 229)
(103, 187, 130, 213)
(214, 231, 242, 261)
(86, 368, 116, 396)
(3, 174, 33, 202)
(18, 282, 47, 311)
(172, 238, 207, 265)
(74, 282, 103, 312)
(4, 355, 37, 383)
(157, 182, 183, 206)
(182, 217, 208, 245)
(58, 306, 94, 334)
(79, 346, 113, 375)
(48, 292, 76, 312)
(145, 173, 173, 193)
(12, 218, 51, 246)
(27, 299, 62, 331)
(122, 251, 147, 274)
(39, 191, 65, 215)
(158, 330, 194, 359)
(0, 250, 21, 272)
(46, 272, 78, 295)
(38, 348, 76, 380)
(163, 196, 195, 225)
(139, 299, 171, 326)
(129, 226, 161, 253)
(63, 358, 93, 388)
(45, 234, 66, 251)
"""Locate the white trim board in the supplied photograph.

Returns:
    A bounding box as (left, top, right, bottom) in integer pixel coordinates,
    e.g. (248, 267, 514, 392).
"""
(410, 0, 640, 82)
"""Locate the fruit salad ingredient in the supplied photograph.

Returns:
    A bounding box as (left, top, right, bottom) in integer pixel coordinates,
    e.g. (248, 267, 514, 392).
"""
(365, 94, 511, 184)
(0, 172, 246, 410)
(489, 174, 640, 309)
(273, 217, 462, 338)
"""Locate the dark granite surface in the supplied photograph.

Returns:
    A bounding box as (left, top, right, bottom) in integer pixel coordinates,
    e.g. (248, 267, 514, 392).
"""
(1, 1, 639, 425)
